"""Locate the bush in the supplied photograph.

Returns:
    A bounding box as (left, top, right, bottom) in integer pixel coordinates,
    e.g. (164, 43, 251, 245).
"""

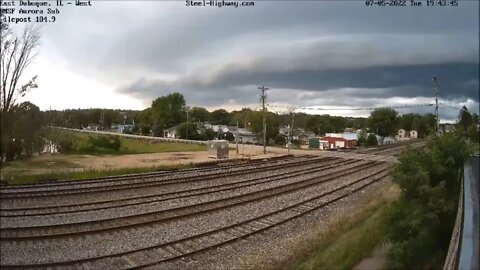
(385, 132, 471, 269)
(366, 134, 378, 147)
(77, 135, 121, 153)
(57, 138, 74, 153)
(140, 125, 151, 136)
(151, 124, 162, 137)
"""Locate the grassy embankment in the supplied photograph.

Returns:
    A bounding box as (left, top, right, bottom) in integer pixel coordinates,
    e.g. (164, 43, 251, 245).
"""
(47, 130, 206, 155)
(1, 131, 205, 184)
(243, 184, 398, 270)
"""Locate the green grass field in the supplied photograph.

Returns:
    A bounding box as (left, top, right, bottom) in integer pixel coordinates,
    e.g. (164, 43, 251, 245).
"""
(1, 163, 193, 185)
(119, 139, 205, 154)
(1, 131, 206, 185)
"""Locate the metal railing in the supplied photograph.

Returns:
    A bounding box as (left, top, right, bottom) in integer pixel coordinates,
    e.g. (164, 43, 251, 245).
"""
(444, 156, 479, 270)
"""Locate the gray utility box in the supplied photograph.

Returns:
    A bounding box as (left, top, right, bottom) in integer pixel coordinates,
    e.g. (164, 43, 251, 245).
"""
(207, 140, 229, 159)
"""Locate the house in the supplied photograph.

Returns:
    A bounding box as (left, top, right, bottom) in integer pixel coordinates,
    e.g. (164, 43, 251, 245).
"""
(320, 133, 358, 149)
(236, 128, 258, 144)
(203, 124, 230, 133)
(84, 124, 99, 131)
(292, 129, 316, 144)
(164, 125, 181, 139)
(116, 124, 134, 134)
(395, 129, 418, 141)
(278, 126, 289, 136)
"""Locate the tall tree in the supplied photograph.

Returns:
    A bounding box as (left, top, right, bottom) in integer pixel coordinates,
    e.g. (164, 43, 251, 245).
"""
(368, 108, 398, 137)
(210, 109, 230, 125)
(247, 111, 279, 143)
(1, 22, 40, 113)
(1, 19, 41, 162)
(189, 107, 210, 123)
(229, 108, 253, 127)
(151, 92, 186, 128)
(366, 133, 378, 146)
(176, 122, 199, 140)
(2, 102, 45, 161)
(456, 106, 473, 129)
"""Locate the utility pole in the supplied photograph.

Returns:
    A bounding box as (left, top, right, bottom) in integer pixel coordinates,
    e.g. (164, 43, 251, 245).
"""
(185, 106, 190, 140)
(287, 125, 291, 155)
(432, 75, 439, 136)
(287, 107, 296, 155)
(258, 85, 268, 154)
(236, 121, 239, 154)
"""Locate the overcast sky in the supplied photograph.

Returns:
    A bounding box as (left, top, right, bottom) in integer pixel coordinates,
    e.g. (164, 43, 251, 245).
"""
(18, 0, 479, 121)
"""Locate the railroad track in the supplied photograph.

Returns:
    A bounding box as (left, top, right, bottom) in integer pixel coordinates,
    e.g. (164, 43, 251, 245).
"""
(0, 155, 328, 199)
(0, 155, 298, 190)
(1, 158, 355, 216)
(356, 141, 424, 155)
(1, 160, 382, 240)
(0, 163, 390, 269)
(369, 141, 425, 157)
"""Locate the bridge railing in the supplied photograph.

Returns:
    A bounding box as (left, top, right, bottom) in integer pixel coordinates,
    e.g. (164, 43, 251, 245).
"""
(444, 155, 479, 270)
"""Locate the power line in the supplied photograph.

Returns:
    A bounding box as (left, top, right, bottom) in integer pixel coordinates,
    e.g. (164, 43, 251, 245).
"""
(267, 103, 434, 112)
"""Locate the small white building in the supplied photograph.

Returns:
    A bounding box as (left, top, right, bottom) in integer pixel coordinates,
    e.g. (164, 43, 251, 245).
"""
(396, 129, 418, 141)
(203, 124, 230, 133)
(164, 125, 180, 139)
(382, 137, 396, 145)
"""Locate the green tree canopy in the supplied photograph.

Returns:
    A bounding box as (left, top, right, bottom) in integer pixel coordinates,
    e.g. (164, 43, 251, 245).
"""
(366, 133, 378, 147)
(368, 108, 398, 137)
(176, 122, 199, 140)
(189, 107, 210, 123)
(151, 92, 186, 127)
(1, 102, 45, 161)
(210, 109, 230, 125)
(457, 106, 473, 129)
(386, 132, 471, 269)
(357, 129, 368, 147)
(247, 111, 279, 142)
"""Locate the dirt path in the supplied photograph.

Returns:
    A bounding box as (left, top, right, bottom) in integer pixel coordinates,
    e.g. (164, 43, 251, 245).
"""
(353, 245, 387, 270)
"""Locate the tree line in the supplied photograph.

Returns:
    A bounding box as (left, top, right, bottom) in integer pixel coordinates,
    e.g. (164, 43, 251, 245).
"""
(5, 90, 478, 162)
(41, 93, 445, 141)
(384, 109, 478, 269)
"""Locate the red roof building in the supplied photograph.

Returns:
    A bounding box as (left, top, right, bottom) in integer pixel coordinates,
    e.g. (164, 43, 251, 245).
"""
(320, 134, 357, 149)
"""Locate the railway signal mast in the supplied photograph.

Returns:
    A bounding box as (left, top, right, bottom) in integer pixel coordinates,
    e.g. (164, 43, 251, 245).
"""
(258, 85, 269, 154)
(432, 75, 440, 136)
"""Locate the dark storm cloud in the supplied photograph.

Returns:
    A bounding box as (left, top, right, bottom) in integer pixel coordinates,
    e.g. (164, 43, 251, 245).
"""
(41, 1, 479, 116)
(117, 62, 478, 105)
